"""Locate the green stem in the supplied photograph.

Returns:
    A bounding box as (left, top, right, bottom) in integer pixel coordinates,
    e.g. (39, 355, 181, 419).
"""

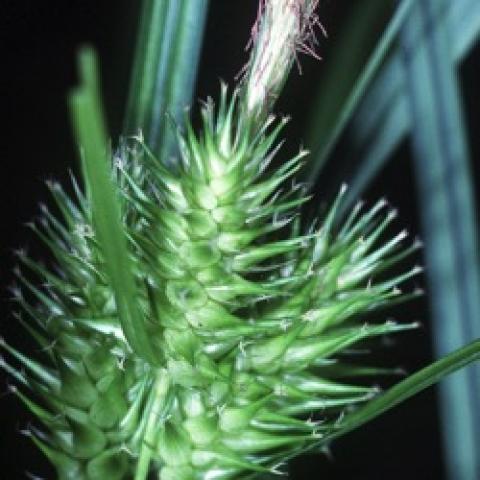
(134, 370, 170, 480)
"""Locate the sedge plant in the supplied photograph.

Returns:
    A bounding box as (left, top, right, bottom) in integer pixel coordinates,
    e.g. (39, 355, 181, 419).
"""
(1, 1, 479, 479)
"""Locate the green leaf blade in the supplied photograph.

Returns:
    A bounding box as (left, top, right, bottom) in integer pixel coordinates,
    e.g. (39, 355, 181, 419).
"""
(336, 340, 480, 438)
(69, 47, 159, 365)
(303, 0, 414, 183)
(123, 0, 209, 164)
(305, 0, 480, 212)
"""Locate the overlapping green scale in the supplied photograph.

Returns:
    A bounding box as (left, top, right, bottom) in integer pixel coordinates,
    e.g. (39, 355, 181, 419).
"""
(1, 87, 421, 479)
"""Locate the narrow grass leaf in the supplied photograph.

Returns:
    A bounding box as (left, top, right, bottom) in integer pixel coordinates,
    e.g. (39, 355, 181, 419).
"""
(69, 48, 158, 364)
(335, 339, 480, 440)
(123, 0, 209, 164)
(327, 0, 480, 213)
(302, 0, 414, 183)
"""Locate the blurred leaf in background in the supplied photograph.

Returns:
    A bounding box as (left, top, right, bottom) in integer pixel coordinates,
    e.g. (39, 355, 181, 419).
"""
(123, 0, 209, 165)
(303, 0, 480, 477)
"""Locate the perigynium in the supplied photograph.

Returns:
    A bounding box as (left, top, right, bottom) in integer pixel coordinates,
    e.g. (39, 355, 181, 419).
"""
(0, 1, 429, 479)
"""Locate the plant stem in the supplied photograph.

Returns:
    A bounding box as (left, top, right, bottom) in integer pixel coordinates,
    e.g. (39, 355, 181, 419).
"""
(134, 370, 170, 480)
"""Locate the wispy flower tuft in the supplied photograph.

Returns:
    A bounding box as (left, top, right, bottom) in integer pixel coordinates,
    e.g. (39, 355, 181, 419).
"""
(243, 0, 324, 117)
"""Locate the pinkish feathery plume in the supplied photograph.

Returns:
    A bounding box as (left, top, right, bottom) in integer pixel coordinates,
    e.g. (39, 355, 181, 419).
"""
(243, 0, 324, 116)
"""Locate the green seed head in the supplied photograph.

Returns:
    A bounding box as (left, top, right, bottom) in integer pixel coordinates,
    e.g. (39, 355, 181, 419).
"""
(1, 2, 426, 479)
(1, 87, 421, 478)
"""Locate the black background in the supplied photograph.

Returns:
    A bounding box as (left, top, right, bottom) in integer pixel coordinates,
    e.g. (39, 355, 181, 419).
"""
(1, 1, 479, 479)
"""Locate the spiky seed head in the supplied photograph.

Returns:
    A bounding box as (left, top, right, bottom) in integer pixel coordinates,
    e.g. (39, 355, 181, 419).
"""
(0, 2, 425, 479)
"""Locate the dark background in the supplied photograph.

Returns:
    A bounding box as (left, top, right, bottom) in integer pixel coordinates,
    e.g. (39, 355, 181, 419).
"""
(1, 1, 478, 479)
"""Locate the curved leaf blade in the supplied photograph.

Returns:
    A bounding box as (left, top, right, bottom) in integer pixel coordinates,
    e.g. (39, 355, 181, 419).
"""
(334, 340, 480, 438)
